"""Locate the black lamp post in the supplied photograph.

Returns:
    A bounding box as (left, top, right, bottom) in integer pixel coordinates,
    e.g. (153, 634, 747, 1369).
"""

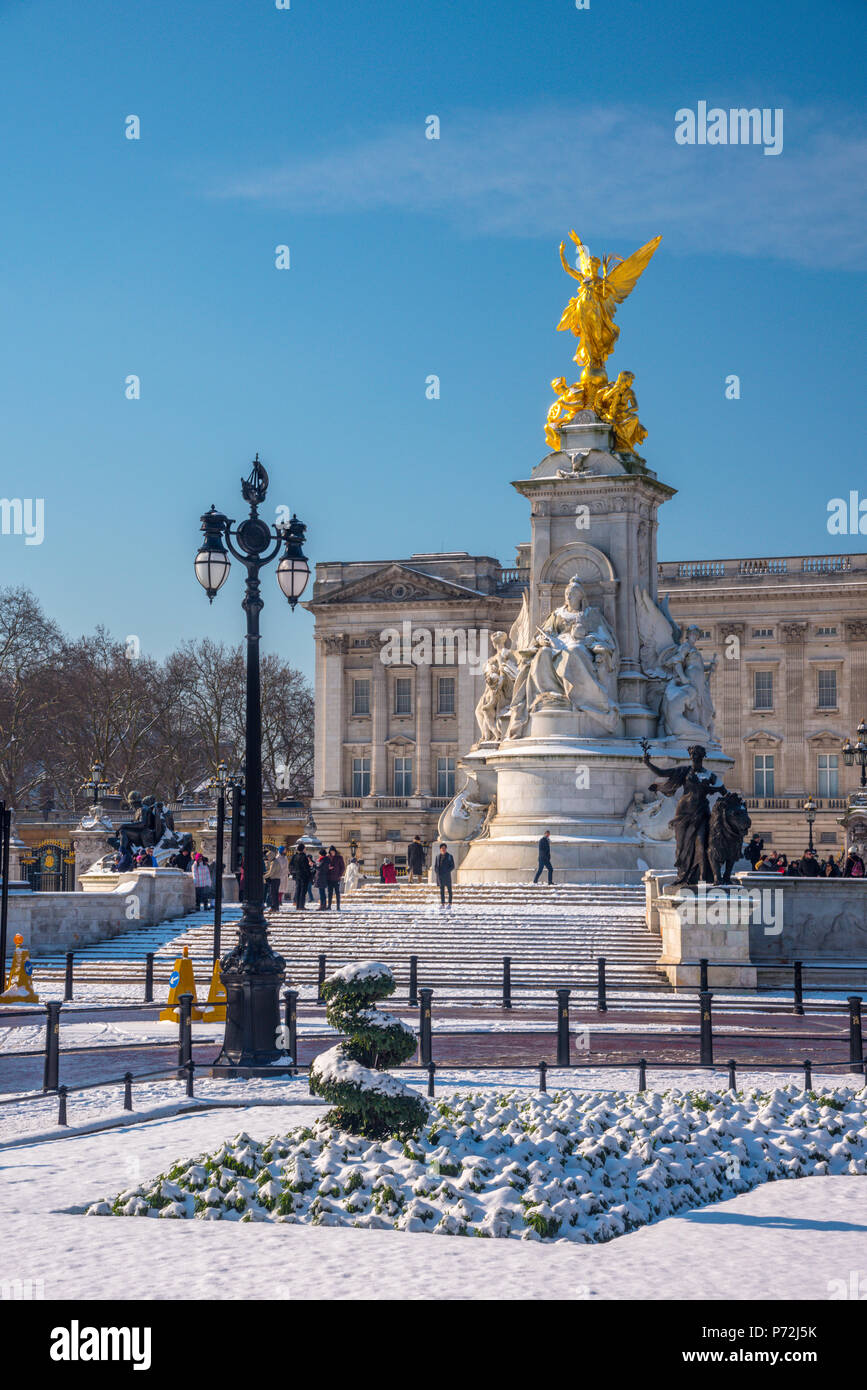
(195, 455, 310, 1065)
(82, 760, 111, 809)
(842, 720, 867, 790)
(803, 796, 816, 854)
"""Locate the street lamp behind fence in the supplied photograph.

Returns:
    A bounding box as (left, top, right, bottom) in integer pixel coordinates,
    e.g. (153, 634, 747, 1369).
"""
(803, 796, 816, 854)
(195, 455, 310, 1066)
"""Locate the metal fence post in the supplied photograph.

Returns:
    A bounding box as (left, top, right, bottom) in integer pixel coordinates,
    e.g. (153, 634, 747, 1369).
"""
(848, 996, 863, 1069)
(596, 957, 608, 1013)
(638, 1058, 647, 1093)
(427, 1061, 436, 1097)
(803, 1058, 813, 1091)
(64, 952, 74, 1003)
(793, 960, 804, 1016)
(502, 956, 512, 1010)
(42, 1001, 61, 1093)
(283, 988, 298, 1066)
(57, 1085, 68, 1127)
(699, 989, 714, 1066)
(144, 952, 154, 1004)
(123, 1072, 133, 1111)
(408, 955, 418, 1007)
(186, 1059, 195, 1098)
(419, 987, 433, 1067)
(556, 987, 570, 1066)
(728, 1058, 737, 1091)
(178, 992, 193, 1072)
(538, 1060, 547, 1093)
(699, 957, 709, 994)
(317, 954, 326, 1004)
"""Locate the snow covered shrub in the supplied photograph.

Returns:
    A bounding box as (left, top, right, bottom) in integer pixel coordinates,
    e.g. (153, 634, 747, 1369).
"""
(309, 960, 428, 1139)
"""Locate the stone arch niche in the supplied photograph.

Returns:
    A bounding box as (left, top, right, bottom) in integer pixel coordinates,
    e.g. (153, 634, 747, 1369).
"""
(537, 542, 618, 637)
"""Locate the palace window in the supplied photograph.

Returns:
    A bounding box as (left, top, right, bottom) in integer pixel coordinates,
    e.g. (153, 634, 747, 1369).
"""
(817, 753, 839, 796)
(351, 756, 370, 797)
(437, 677, 455, 714)
(817, 669, 837, 710)
(352, 678, 370, 715)
(752, 628, 774, 639)
(816, 626, 837, 637)
(753, 671, 773, 710)
(753, 753, 775, 797)
(437, 756, 455, 798)
(393, 756, 413, 796)
(394, 677, 412, 715)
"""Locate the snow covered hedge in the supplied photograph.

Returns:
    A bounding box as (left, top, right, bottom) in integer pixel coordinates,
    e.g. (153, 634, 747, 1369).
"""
(88, 1083, 867, 1240)
(308, 961, 428, 1139)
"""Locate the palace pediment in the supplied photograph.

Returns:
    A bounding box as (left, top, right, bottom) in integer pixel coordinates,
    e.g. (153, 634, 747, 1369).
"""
(312, 563, 485, 606)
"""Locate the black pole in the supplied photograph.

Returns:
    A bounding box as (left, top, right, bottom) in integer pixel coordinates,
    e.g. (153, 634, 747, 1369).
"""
(186, 1059, 195, 1098)
(64, 952, 74, 1003)
(57, 1085, 68, 1127)
(538, 1060, 547, 1093)
(556, 987, 570, 1066)
(803, 1058, 813, 1090)
(427, 1061, 436, 1097)
(793, 960, 804, 1016)
(408, 955, 418, 1007)
(42, 1001, 61, 1093)
(0, 803, 10, 987)
(638, 1058, 647, 1093)
(178, 992, 193, 1073)
(282, 988, 298, 1066)
(213, 786, 225, 964)
(596, 956, 607, 1012)
(144, 952, 154, 1004)
(502, 955, 512, 1011)
(728, 1058, 737, 1091)
(848, 996, 863, 1069)
(123, 1072, 133, 1111)
(699, 957, 709, 993)
(699, 989, 714, 1066)
(419, 987, 433, 1067)
(317, 953, 326, 1004)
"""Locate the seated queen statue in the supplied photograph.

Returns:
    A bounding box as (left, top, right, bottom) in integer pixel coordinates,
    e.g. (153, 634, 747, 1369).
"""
(505, 577, 621, 739)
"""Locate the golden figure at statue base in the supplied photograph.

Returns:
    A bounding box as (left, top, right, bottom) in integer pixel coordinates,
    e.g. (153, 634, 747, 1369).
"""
(545, 230, 660, 456)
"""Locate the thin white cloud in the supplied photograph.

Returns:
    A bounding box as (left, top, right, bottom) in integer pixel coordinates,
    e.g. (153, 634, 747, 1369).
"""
(209, 102, 866, 269)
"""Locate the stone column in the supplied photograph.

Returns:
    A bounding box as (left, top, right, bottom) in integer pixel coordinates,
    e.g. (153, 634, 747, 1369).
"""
(414, 662, 432, 795)
(783, 622, 807, 793)
(370, 646, 388, 796)
(321, 633, 345, 797)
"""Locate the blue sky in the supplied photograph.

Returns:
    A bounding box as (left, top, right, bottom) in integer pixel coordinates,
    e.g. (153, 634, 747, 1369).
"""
(0, 0, 864, 679)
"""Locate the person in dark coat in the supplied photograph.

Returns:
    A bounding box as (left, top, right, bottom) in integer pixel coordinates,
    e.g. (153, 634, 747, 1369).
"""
(533, 830, 553, 885)
(326, 845, 345, 910)
(799, 849, 821, 877)
(313, 851, 330, 909)
(289, 846, 312, 910)
(744, 834, 764, 869)
(407, 835, 426, 884)
(434, 842, 455, 907)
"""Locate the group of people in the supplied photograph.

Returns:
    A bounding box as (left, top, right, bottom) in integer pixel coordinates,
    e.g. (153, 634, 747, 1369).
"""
(275, 844, 347, 912)
(745, 835, 865, 878)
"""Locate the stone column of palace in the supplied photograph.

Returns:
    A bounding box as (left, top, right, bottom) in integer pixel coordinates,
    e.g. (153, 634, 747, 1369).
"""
(719, 623, 744, 787)
(846, 620, 867, 729)
(370, 645, 388, 796)
(783, 622, 807, 794)
(321, 633, 345, 798)
(414, 660, 432, 796)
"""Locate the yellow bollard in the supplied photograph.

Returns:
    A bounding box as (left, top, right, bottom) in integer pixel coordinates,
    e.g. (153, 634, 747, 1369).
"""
(158, 946, 204, 1021)
(0, 934, 39, 1004)
(200, 958, 226, 1022)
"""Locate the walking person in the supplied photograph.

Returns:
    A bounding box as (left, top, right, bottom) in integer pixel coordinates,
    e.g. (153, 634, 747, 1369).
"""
(277, 845, 290, 907)
(192, 852, 211, 910)
(306, 853, 316, 903)
(314, 849, 330, 909)
(533, 830, 553, 885)
(407, 835, 426, 884)
(289, 844, 312, 910)
(264, 848, 282, 913)
(434, 842, 455, 907)
(326, 844, 345, 910)
(380, 856, 397, 885)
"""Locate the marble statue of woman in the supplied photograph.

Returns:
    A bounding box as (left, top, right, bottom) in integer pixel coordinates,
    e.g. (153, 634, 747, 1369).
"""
(506, 577, 620, 739)
(473, 631, 518, 746)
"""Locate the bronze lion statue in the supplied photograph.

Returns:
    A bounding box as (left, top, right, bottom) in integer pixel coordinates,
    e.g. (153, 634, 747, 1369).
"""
(708, 791, 751, 885)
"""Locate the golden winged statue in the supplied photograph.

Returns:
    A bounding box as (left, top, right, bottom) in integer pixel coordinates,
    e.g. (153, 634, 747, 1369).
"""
(545, 231, 661, 457)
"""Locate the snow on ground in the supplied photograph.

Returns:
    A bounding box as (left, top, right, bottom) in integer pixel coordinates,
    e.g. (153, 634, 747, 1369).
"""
(1, 1090, 866, 1300)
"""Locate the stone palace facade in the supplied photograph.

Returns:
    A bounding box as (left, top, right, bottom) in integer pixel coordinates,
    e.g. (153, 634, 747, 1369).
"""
(307, 549, 867, 870)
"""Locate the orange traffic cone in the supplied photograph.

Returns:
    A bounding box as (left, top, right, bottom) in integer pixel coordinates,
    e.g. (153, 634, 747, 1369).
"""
(0, 934, 39, 1004)
(200, 958, 226, 1022)
(158, 946, 204, 1021)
